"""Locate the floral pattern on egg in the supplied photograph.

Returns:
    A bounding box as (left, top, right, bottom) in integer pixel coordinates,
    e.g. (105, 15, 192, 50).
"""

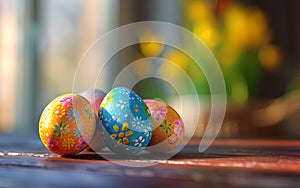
(144, 99, 184, 152)
(99, 87, 152, 154)
(80, 88, 107, 151)
(39, 94, 96, 156)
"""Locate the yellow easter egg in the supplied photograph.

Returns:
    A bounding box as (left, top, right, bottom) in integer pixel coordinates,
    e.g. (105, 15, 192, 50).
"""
(39, 94, 96, 156)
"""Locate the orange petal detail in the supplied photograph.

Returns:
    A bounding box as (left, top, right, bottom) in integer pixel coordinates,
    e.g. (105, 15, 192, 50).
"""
(123, 137, 129, 145)
(122, 123, 129, 131)
(111, 134, 117, 140)
(113, 125, 119, 132)
(126, 131, 134, 137)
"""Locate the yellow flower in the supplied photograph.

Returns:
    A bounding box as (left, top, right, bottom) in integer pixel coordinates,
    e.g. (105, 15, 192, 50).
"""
(186, 0, 214, 22)
(194, 22, 220, 49)
(164, 49, 188, 69)
(101, 92, 115, 108)
(258, 44, 282, 72)
(111, 123, 134, 145)
(138, 28, 164, 57)
(53, 104, 66, 119)
(224, 5, 270, 49)
(62, 138, 75, 151)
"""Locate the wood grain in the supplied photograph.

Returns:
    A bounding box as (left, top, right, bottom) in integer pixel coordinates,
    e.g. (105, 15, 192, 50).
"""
(1, 134, 300, 187)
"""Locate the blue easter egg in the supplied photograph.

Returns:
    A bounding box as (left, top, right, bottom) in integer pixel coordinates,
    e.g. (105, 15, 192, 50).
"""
(99, 87, 152, 154)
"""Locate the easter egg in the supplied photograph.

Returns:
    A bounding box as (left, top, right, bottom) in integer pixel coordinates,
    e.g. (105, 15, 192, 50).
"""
(80, 88, 106, 113)
(80, 88, 106, 151)
(39, 94, 96, 156)
(99, 87, 152, 155)
(144, 99, 184, 152)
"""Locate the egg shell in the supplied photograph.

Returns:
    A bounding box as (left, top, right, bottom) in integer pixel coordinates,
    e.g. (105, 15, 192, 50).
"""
(80, 88, 106, 151)
(80, 88, 106, 113)
(39, 94, 96, 156)
(144, 99, 184, 152)
(99, 87, 152, 155)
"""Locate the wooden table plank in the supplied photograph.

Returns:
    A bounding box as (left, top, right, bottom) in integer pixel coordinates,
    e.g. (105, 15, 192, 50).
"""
(1, 134, 300, 187)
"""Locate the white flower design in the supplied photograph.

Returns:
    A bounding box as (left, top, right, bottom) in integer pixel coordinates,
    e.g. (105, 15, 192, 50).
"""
(73, 125, 84, 138)
(167, 133, 178, 145)
(116, 100, 128, 110)
(134, 136, 145, 147)
(66, 108, 81, 123)
(131, 116, 145, 130)
(118, 88, 130, 95)
(143, 124, 152, 138)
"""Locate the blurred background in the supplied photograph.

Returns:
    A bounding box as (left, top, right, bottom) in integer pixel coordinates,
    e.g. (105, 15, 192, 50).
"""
(1, 0, 300, 139)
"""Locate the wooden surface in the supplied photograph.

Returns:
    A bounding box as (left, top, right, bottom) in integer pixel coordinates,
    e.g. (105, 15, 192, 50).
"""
(1, 134, 300, 187)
